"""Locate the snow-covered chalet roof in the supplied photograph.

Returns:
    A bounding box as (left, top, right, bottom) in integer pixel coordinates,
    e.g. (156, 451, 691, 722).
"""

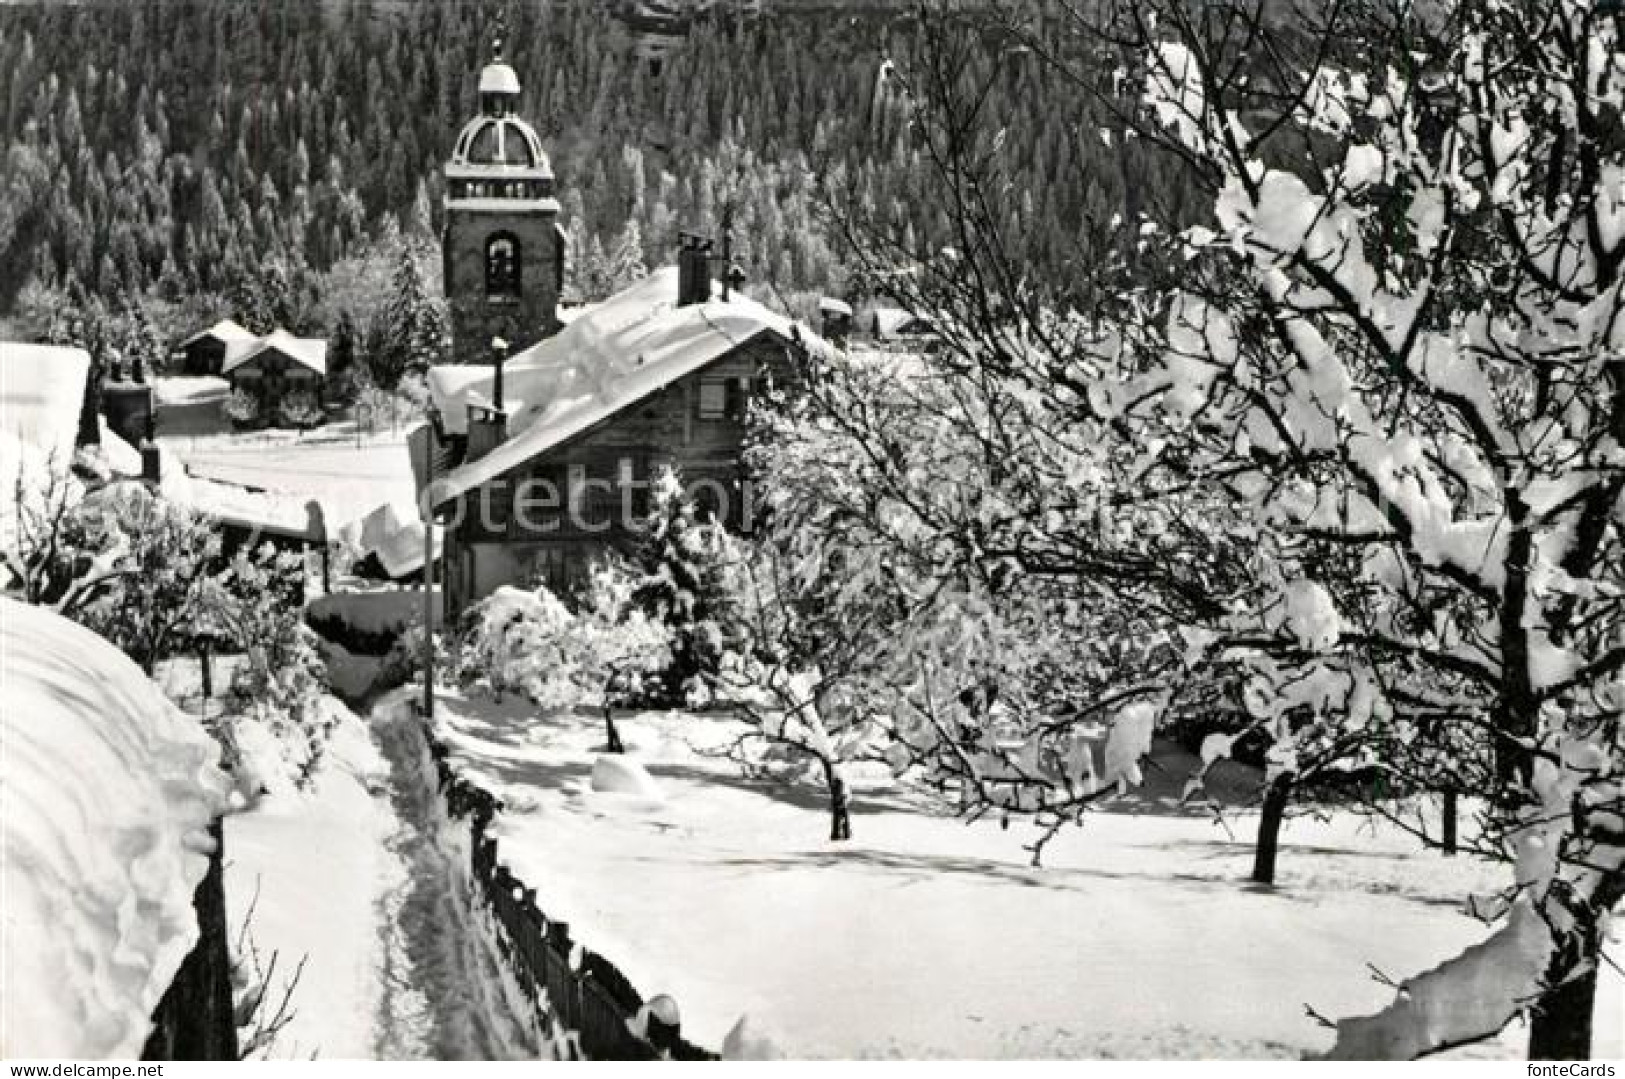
(424, 266, 828, 508)
(1, 342, 91, 552)
(174, 318, 256, 351)
(336, 497, 442, 578)
(0, 342, 90, 459)
(222, 329, 328, 377)
(866, 305, 934, 338)
(1, 599, 229, 1058)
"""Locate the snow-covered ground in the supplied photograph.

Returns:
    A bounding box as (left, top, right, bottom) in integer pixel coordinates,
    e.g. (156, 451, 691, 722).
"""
(225, 699, 397, 1058)
(418, 690, 1615, 1060)
(150, 374, 416, 531)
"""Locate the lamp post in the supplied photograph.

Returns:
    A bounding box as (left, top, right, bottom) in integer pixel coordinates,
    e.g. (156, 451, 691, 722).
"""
(420, 425, 436, 722)
(491, 335, 508, 411)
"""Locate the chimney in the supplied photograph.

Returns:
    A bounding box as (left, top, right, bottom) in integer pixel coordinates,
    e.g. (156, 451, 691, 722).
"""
(466, 337, 510, 462)
(676, 232, 713, 307)
(466, 405, 507, 462)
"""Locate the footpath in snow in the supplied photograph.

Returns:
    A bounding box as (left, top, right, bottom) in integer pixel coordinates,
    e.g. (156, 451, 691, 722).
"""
(419, 690, 1624, 1060)
(220, 690, 538, 1059)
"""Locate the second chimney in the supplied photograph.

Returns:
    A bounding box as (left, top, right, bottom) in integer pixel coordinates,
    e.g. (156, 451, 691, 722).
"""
(677, 232, 713, 307)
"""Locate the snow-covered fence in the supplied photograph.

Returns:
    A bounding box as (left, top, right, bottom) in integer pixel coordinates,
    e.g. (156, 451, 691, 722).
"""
(413, 700, 715, 1061)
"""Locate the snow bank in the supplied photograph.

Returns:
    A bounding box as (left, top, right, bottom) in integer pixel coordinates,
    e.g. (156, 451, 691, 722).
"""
(590, 755, 664, 801)
(1, 599, 229, 1058)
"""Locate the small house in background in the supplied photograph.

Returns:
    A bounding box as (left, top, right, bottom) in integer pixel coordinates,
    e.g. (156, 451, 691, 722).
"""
(222, 330, 328, 403)
(818, 297, 853, 344)
(171, 319, 256, 377)
(864, 304, 936, 341)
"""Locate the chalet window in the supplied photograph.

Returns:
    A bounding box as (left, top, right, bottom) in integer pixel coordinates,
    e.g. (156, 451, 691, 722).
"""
(486, 233, 521, 301)
(697, 377, 728, 420)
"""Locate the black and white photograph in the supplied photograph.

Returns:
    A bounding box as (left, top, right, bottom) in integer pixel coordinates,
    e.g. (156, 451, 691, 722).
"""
(0, 0, 1622, 1064)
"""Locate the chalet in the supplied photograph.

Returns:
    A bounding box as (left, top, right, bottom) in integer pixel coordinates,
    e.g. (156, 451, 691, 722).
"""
(818, 296, 854, 343)
(171, 319, 256, 377)
(864, 304, 936, 340)
(222, 330, 328, 402)
(423, 262, 829, 619)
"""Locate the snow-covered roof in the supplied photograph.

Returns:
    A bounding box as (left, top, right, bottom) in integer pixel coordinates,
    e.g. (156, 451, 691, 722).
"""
(425, 266, 827, 508)
(222, 329, 328, 377)
(818, 297, 854, 317)
(1, 342, 90, 456)
(174, 318, 256, 351)
(1, 343, 91, 551)
(866, 306, 932, 338)
(157, 457, 325, 541)
(1, 599, 229, 1058)
(336, 497, 442, 578)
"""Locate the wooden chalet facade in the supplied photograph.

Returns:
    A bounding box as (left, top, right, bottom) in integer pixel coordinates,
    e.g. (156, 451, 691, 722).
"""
(425, 266, 820, 620)
(222, 330, 328, 402)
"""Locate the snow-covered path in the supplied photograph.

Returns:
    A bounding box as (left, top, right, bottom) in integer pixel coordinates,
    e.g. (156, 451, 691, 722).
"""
(225, 694, 538, 1060)
(369, 704, 539, 1059)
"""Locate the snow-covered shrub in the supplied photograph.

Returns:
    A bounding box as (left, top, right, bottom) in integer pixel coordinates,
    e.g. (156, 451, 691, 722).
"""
(454, 567, 672, 749)
(276, 389, 323, 430)
(216, 546, 334, 791)
(222, 387, 261, 427)
(67, 484, 234, 675)
(456, 585, 580, 707)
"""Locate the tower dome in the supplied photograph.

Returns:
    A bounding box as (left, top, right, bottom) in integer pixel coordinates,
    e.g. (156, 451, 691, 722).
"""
(444, 35, 558, 204)
(450, 115, 550, 172)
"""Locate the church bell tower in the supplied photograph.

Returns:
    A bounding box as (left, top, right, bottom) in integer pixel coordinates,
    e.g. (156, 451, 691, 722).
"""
(443, 35, 563, 364)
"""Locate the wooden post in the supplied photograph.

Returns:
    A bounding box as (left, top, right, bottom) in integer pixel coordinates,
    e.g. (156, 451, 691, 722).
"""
(1441, 787, 1458, 856)
(199, 642, 212, 701)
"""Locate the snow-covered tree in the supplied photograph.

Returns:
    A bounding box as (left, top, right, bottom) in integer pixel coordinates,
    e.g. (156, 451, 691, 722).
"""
(1084, 0, 1625, 1057)
(630, 469, 743, 705)
(370, 241, 448, 388)
(708, 542, 881, 842)
(746, 347, 1198, 852)
(819, 2, 1621, 1053)
(2, 453, 126, 614)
